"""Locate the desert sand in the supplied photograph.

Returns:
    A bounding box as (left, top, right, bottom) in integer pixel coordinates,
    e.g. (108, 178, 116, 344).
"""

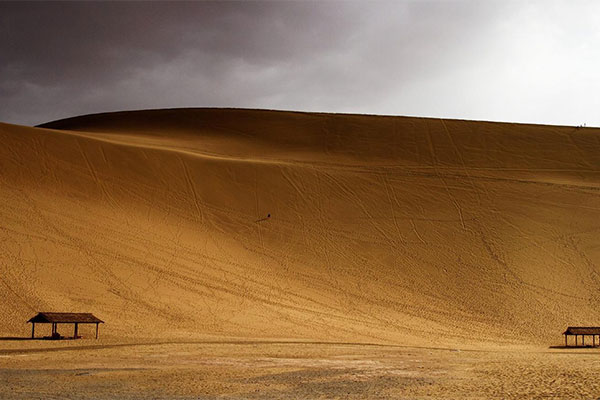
(1, 108, 599, 398)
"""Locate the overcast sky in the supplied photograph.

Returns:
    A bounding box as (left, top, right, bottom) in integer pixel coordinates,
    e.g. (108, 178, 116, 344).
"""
(1, 1, 599, 126)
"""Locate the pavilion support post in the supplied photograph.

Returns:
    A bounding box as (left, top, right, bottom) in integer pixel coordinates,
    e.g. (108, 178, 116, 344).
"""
(583, 335, 585, 346)
(576, 335, 578, 346)
(95, 323, 99, 339)
(31, 323, 35, 339)
(565, 334, 568, 347)
(74, 323, 78, 339)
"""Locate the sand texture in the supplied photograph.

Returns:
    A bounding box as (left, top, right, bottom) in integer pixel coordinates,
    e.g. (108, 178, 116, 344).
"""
(1, 108, 600, 397)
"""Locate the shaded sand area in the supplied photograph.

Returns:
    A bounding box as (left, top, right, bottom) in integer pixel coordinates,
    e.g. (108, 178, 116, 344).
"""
(1, 108, 600, 397)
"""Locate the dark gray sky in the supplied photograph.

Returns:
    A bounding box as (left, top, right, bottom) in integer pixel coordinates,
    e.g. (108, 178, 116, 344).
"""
(2, 1, 599, 126)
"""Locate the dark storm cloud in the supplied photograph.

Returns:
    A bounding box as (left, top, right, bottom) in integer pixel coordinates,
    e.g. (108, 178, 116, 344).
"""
(1, 1, 599, 126)
(1, 1, 367, 124)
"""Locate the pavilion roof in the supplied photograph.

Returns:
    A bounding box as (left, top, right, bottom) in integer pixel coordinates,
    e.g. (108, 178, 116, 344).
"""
(28, 312, 104, 324)
(563, 327, 600, 335)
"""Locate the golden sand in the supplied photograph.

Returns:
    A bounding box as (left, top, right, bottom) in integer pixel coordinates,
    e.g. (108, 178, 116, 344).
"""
(1, 109, 599, 397)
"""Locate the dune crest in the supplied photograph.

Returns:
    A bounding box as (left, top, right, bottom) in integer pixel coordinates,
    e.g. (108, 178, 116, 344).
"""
(1, 109, 599, 347)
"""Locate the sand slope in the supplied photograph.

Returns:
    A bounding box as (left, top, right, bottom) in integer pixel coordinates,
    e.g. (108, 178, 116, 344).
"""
(1, 109, 599, 347)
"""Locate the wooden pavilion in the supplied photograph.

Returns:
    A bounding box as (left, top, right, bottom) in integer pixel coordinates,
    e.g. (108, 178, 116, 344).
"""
(563, 327, 600, 347)
(28, 312, 104, 339)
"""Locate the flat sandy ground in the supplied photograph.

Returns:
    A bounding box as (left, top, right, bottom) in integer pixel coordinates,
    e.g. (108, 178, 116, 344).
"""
(2, 339, 600, 399)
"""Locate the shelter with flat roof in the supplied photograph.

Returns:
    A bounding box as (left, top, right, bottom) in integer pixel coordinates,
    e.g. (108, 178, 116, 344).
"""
(563, 327, 600, 347)
(28, 312, 104, 339)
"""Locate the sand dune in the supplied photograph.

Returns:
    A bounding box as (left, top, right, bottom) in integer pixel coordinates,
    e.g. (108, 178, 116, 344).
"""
(1, 108, 599, 347)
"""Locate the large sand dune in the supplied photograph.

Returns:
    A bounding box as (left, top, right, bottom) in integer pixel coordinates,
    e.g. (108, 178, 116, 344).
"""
(1, 108, 599, 347)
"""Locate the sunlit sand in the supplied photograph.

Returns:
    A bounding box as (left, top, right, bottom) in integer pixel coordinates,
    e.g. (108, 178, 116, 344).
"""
(1, 108, 599, 398)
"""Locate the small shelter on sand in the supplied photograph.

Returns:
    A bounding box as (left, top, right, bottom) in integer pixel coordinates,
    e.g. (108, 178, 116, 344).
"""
(28, 312, 104, 340)
(563, 327, 600, 347)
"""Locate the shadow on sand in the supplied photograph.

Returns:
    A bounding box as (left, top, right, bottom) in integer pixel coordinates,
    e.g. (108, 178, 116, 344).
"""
(0, 337, 75, 341)
(548, 345, 599, 349)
